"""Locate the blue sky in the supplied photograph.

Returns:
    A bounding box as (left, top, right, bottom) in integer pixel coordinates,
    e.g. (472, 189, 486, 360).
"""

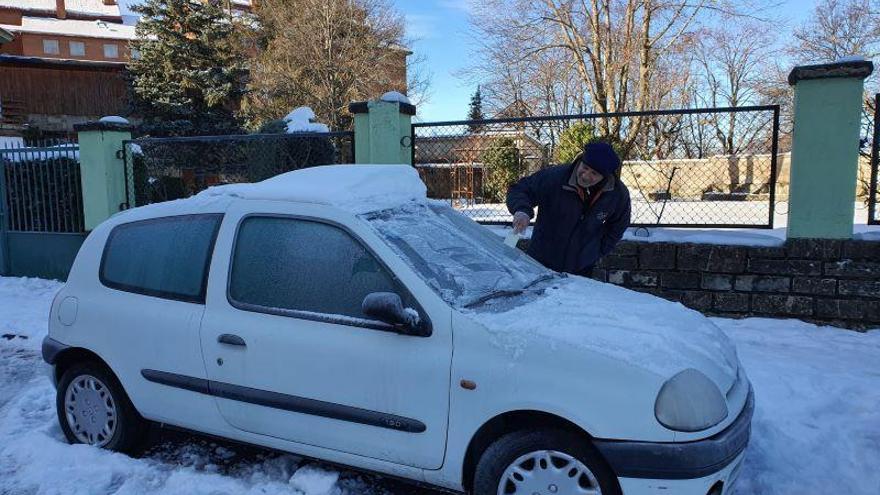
(119, 0, 819, 122)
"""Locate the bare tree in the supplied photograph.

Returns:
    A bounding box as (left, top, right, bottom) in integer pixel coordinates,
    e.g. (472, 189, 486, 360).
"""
(242, 0, 428, 130)
(787, 0, 880, 199)
(463, 0, 775, 156)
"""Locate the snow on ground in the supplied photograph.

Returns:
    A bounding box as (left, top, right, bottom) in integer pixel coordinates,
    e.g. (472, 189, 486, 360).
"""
(0, 276, 878, 494)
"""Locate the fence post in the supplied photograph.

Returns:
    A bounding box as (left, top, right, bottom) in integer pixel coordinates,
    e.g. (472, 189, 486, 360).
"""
(348, 98, 416, 165)
(75, 120, 132, 231)
(787, 60, 873, 239)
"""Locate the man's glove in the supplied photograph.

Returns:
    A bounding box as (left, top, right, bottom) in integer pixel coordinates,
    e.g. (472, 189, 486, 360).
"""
(512, 211, 530, 234)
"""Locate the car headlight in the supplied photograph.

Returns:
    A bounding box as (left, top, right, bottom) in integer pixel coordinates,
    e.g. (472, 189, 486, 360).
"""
(655, 368, 728, 432)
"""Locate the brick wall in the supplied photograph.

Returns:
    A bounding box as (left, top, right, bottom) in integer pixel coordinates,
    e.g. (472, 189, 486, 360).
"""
(532, 238, 880, 330)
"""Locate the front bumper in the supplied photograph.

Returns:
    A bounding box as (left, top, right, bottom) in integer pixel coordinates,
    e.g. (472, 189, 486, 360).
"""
(594, 385, 754, 481)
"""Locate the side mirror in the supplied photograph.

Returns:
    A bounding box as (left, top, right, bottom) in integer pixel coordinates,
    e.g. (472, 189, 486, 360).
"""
(362, 292, 430, 337)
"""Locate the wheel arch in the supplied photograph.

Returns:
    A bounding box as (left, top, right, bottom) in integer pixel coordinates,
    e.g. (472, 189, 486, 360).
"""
(461, 409, 601, 491)
(53, 346, 115, 385)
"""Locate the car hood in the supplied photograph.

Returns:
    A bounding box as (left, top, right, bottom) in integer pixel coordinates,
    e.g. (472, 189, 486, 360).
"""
(469, 276, 739, 392)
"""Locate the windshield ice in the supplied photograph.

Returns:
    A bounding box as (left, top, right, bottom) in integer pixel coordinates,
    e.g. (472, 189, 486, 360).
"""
(363, 201, 554, 307)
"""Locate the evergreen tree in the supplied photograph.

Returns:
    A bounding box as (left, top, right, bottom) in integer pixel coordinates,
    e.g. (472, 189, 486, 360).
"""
(128, 0, 247, 136)
(467, 86, 485, 133)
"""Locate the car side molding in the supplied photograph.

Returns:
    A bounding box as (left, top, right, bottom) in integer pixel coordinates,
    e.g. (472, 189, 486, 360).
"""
(140, 369, 427, 434)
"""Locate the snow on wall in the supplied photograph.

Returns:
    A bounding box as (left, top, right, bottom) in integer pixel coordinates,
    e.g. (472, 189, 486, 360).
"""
(380, 91, 411, 105)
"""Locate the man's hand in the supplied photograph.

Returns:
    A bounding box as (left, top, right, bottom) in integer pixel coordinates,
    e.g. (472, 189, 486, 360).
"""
(512, 211, 530, 234)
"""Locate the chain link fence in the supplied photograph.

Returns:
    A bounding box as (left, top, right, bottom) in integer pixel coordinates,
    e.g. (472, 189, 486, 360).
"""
(123, 132, 355, 207)
(412, 106, 781, 228)
(0, 139, 84, 233)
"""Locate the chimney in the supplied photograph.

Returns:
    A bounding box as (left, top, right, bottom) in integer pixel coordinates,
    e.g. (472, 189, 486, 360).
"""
(102, 0, 116, 5)
(56, 0, 66, 19)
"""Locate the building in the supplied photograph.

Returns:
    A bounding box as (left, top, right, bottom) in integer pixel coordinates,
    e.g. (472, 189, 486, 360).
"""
(0, 0, 135, 137)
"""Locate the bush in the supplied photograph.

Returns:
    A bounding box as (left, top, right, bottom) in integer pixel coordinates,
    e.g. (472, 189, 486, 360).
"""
(482, 137, 526, 203)
(129, 131, 342, 206)
(554, 122, 627, 164)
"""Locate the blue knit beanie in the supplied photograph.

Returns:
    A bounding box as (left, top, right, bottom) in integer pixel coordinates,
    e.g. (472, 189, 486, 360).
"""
(581, 142, 621, 176)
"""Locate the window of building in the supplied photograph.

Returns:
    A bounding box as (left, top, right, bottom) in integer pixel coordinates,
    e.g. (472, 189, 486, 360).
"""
(100, 214, 223, 303)
(103, 43, 119, 59)
(229, 217, 409, 321)
(130, 47, 141, 59)
(69, 41, 85, 57)
(42, 39, 60, 55)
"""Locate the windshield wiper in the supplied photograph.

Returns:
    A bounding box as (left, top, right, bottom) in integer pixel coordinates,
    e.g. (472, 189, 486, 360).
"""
(463, 274, 559, 309)
(463, 289, 524, 309)
(523, 273, 558, 290)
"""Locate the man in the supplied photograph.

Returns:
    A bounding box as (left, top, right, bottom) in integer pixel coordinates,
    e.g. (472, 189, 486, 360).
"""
(506, 141, 631, 276)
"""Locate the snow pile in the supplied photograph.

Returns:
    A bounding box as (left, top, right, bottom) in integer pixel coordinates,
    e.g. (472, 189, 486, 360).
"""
(711, 317, 880, 494)
(473, 276, 737, 381)
(283, 107, 330, 134)
(198, 164, 427, 214)
(380, 91, 411, 105)
(623, 227, 784, 246)
(99, 115, 129, 125)
(288, 465, 339, 495)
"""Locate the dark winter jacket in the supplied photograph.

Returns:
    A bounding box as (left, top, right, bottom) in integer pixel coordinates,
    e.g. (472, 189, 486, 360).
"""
(506, 162, 631, 274)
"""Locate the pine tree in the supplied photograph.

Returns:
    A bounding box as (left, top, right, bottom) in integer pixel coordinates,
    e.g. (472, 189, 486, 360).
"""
(467, 86, 485, 133)
(128, 0, 247, 136)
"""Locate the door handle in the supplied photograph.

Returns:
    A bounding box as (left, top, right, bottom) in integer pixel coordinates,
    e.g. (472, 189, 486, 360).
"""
(217, 334, 246, 347)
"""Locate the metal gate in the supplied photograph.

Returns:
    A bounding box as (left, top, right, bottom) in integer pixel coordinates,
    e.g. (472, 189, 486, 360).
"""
(412, 105, 781, 228)
(0, 139, 86, 279)
(869, 94, 880, 225)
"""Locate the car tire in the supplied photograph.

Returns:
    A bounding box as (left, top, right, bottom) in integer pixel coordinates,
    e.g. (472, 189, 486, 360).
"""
(56, 361, 148, 454)
(473, 429, 621, 495)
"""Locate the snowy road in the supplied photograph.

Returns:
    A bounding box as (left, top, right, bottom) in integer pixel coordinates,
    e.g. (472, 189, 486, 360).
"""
(1, 276, 878, 494)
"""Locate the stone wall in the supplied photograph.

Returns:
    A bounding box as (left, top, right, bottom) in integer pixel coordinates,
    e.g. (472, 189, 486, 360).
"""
(581, 239, 880, 329)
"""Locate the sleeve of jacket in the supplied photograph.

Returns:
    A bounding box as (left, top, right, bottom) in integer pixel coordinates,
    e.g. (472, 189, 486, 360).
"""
(600, 187, 631, 256)
(506, 168, 552, 218)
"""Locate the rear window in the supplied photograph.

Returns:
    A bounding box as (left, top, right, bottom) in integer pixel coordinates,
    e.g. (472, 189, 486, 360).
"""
(100, 214, 222, 303)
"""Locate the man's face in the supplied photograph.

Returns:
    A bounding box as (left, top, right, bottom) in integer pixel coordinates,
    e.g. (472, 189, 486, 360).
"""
(576, 161, 604, 188)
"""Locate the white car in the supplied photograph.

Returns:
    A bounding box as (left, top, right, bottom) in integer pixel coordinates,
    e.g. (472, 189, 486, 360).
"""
(43, 165, 752, 495)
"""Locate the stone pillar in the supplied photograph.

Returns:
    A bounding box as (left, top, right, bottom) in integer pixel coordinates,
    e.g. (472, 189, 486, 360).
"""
(787, 60, 873, 239)
(75, 120, 131, 231)
(348, 99, 416, 165)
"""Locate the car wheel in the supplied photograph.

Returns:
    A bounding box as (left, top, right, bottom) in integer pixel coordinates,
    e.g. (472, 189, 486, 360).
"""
(473, 429, 621, 495)
(56, 361, 147, 454)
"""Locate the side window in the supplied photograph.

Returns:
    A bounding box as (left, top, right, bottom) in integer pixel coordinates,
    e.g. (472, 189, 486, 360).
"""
(229, 216, 408, 321)
(101, 214, 222, 303)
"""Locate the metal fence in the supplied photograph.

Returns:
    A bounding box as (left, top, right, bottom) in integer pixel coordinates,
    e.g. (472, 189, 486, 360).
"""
(0, 139, 84, 233)
(868, 94, 880, 225)
(123, 131, 355, 207)
(412, 105, 780, 228)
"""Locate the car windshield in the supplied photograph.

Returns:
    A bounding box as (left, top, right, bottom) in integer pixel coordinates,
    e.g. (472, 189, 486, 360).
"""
(363, 201, 555, 308)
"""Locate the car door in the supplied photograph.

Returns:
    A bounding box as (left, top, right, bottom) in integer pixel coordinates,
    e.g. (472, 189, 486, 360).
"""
(80, 213, 225, 428)
(200, 201, 452, 470)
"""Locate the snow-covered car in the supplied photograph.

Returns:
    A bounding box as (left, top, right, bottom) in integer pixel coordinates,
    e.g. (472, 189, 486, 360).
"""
(42, 165, 752, 495)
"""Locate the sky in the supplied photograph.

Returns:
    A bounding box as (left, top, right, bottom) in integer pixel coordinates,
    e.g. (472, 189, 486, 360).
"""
(118, 0, 822, 123)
